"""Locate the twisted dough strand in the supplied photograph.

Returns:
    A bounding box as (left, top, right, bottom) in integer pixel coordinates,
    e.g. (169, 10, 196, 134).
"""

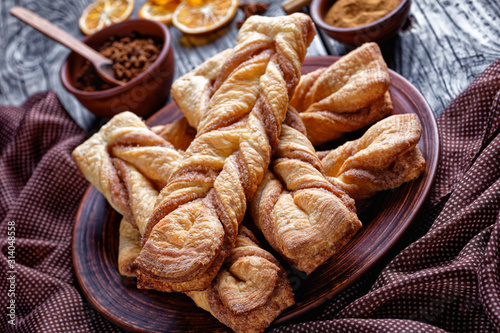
(290, 42, 393, 145)
(187, 226, 294, 333)
(135, 14, 315, 292)
(319, 113, 426, 203)
(72, 112, 183, 227)
(170, 44, 364, 275)
(250, 109, 362, 274)
(73, 112, 188, 277)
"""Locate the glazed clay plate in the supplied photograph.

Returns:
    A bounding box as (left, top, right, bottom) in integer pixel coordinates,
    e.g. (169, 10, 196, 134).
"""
(73, 56, 439, 332)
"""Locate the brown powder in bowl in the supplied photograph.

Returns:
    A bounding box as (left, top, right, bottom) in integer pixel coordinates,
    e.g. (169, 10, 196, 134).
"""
(325, 0, 402, 28)
(75, 32, 163, 92)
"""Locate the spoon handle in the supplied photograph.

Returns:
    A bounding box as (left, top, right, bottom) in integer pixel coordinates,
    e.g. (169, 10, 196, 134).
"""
(9, 6, 111, 67)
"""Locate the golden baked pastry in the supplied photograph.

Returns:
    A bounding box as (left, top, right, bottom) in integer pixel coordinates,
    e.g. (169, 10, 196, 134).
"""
(117, 218, 294, 331)
(72, 112, 180, 225)
(187, 226, 294, 333)
(73, 112, 183, 276)
(319, 113, 426, 203)
(151, 116, 196, 151)
(290, 42, 393, 145)
(118, 217, 142, 277)
(171, 48, 234, 130)
(170, 41, 362, 275)
(250, 109, 362, 274)
(74, 37, 426, 333)
(135, 13, 316, 293)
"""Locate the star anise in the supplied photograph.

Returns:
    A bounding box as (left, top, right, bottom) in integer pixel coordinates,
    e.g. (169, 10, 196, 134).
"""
(236, 2, 270, 28)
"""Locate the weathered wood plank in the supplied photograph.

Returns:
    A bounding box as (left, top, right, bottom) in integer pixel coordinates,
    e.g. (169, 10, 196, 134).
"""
(2, 0, 499, 130)
(1, 0, 95, 129)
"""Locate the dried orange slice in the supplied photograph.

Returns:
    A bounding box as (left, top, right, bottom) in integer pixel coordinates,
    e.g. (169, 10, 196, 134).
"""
(79, 0, 135, 35)
(172, 0, 239, 35)
(139, 0, 181, 24)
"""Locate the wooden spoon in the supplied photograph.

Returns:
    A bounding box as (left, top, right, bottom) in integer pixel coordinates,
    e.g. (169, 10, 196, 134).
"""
(9, 6, 125, 87)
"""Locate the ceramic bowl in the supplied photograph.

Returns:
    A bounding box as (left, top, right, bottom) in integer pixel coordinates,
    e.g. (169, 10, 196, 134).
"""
(310, 0, 411, 46)
(60, 18, 174, 119)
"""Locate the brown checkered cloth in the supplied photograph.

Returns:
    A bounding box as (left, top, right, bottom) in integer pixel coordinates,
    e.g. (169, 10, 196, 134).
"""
(0, 92, 122, 332)
(1, 55, 499, 332)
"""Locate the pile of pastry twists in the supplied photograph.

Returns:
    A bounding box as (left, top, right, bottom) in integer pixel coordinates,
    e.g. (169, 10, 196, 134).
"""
(73, 14, 426, 333)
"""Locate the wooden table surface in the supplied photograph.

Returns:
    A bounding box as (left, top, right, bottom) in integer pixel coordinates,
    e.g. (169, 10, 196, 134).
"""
(1, 0, 499, 132)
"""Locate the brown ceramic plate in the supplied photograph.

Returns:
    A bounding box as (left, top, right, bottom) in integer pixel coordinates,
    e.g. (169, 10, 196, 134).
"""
(73, 56, 439, 332)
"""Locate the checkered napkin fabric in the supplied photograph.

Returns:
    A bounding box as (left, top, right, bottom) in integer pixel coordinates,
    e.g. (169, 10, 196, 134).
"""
(0, 92, 122, 332)
(1, 55, 499, 332)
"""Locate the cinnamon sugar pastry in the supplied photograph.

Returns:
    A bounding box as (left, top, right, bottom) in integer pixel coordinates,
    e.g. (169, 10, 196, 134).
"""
(117, 219, 294, 331)
(135, 14, 316, 293)
(151, 117, 196, 151)
(290, 42, 393, 145)
(118, 217, 142, 277)
(187, 225, 294, 333)
(250, 110, 362, 274)
(171, 48, 234, 130)
(73, 112, 183, 276)
(319, 113, 426, 203)
(74, 114, 194, 278)
(170, 44, 362, 275)
(72, 112, 180, 226)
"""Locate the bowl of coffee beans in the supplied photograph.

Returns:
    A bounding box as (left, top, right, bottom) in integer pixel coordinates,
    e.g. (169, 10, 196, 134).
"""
(60, 18, 174, 119)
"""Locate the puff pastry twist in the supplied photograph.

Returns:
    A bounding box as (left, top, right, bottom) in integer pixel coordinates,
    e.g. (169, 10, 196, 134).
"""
(73, 112, 188, 276)
(72, 112, 182, 230)
(135, 14, 316, 292)
(250, 110, 362, 274)
(320, 113, 426, 203)
(171, 45, 365, 275)
(290, 42, 393, 145)
(187, 226, 294, 333)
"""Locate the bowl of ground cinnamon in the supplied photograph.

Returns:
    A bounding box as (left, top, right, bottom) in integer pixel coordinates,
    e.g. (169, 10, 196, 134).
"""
(310, 0, 411, 46)
(60, 18, 174, 119)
